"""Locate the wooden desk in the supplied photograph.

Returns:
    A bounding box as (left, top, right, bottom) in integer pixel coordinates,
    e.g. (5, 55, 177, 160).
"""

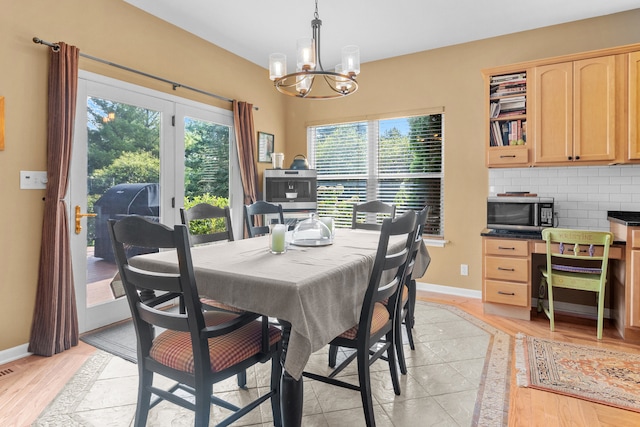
(482, 233, 634, 340)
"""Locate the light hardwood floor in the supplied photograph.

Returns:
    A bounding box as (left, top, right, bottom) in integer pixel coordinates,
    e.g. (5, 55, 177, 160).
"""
(2, 292, 640, 426)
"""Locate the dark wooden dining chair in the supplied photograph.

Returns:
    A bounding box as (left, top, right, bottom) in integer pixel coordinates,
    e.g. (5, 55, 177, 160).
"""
(395, 205, 430, 374)
(351, 200, 396, 230)
(244, 201, 285, 238)
(303, 210, 417, 427)
(179, 203, 242, 314)
(107, 216, 282, 427)
(180, 202, 248, 387)
(180, 203, 234, 245)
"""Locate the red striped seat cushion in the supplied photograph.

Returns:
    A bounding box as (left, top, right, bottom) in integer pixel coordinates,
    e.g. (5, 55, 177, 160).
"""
(149, 311, 281, 374)
(337, 302, 389, 340)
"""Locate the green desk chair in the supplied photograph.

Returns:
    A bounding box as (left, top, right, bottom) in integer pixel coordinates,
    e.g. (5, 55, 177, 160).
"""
(539, 228, 613, 339)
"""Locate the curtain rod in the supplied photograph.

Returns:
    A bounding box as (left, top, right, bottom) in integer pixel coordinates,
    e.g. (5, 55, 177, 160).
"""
(32, 37, 258, 110)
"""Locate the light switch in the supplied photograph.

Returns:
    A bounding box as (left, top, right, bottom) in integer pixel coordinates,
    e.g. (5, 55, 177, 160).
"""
(20, 171, 48, 190)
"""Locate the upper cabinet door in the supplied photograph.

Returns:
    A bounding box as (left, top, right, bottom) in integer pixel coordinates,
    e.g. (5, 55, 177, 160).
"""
(533, 62, 573, 163)
(574, 56, 617, 162)
(630, 51, 640, 161)
(533, 57, 617, 165)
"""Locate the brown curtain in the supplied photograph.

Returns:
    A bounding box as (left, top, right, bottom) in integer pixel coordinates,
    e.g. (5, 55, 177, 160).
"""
(29, 42, 80, 356)
(233, 101, 260, 236)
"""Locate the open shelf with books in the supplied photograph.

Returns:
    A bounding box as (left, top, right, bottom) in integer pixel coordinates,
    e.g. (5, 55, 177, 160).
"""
(485, 70, 530, 167)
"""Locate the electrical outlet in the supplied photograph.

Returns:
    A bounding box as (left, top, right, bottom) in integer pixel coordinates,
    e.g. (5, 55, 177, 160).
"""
(460, 264, 469, 276)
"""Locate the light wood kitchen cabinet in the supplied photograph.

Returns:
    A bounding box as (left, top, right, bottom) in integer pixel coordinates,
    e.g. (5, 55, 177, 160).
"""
(533, 56, 618, 165)
(629, 51, 640, 160)
(482, 237, 531, 320)
(484, 70, 530, 167)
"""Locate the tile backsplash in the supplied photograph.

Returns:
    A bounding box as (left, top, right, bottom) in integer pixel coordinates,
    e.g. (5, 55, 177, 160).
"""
(489, 165, 640, 231)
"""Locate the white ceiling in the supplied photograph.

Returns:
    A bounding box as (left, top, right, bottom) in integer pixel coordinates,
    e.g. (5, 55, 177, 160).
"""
(124, 0, 640, 70)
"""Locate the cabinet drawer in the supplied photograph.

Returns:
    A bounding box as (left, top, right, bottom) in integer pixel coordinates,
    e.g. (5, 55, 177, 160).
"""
(484, 280, 529, 307)
(484, 238, 529, 256)
(487, 146, 529, 166)
(484, 256, 529, 282)
(632, 229, 640, 249)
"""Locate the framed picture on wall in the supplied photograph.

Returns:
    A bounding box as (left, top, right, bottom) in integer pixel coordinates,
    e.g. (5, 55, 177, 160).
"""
(257, 131, 274, 163)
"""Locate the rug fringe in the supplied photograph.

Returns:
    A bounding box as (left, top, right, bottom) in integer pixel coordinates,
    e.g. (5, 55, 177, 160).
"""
(515, 332, 529, 387)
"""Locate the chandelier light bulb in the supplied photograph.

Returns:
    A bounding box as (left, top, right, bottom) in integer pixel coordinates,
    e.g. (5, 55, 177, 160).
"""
(269, 53, 287, 80)
(334, 64, 353, 93)
(296, 38, 316, 71)
(341, 45, 360, 76)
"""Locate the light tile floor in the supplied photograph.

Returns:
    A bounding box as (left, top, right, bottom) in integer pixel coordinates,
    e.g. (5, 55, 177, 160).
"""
(36, 302, 499, 427)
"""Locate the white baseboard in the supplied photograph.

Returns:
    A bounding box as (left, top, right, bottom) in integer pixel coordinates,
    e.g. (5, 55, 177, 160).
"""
(415, 281, 483, 299)
(0, 344, 31, 366)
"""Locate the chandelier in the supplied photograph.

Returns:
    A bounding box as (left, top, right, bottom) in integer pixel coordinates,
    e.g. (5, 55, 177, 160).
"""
(268, 0, 360, 99)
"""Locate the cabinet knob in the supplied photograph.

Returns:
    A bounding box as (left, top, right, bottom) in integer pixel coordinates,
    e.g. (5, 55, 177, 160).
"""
(575, 156, 580, 160)
(568, 156, 572, 160)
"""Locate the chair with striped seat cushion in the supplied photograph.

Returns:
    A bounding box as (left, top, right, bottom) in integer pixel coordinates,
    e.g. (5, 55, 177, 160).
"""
(180, 203, 248, 387)
(108, 216, 282, 427)
(539, 228, 613, 340)
(303, 210, 417, 427)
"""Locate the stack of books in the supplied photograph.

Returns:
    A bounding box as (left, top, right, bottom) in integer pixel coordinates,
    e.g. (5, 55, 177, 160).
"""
(490, 73, 526, 98)
(490, 73, 527, 118)
(490, 120, 527, 147)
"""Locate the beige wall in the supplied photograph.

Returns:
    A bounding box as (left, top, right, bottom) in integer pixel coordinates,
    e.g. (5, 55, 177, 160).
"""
(1, 1, 639, 352)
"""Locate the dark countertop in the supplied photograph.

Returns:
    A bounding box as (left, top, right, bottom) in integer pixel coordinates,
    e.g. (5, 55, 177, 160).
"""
(481, 228, 543, 240)
(607, 211, 640, 226)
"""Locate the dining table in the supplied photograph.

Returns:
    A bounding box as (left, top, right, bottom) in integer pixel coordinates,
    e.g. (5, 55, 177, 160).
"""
(130, 227, 430, 427)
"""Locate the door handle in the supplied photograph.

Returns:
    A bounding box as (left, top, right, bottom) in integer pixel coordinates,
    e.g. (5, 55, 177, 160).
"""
(75, 205, 97, 234)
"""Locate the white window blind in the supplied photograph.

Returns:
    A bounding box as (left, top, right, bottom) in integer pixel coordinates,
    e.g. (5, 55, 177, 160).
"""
(308, 113, 444, 236)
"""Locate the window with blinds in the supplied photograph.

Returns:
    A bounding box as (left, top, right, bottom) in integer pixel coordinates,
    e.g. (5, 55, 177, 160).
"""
(308, 112, 444, 236)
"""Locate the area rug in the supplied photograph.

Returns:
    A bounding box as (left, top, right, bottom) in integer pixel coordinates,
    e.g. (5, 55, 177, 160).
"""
(515, 333, 640, 412)
(80, 320, 137, 363)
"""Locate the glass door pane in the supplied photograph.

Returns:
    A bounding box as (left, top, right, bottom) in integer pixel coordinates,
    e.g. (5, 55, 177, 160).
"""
(86, 96, 161, 307)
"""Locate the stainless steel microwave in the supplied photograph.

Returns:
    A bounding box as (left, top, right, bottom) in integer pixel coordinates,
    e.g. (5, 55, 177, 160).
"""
(487, 196, 554, 231)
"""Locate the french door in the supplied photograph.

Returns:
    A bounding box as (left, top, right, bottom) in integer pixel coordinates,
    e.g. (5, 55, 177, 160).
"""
(70, 71, 239, 333)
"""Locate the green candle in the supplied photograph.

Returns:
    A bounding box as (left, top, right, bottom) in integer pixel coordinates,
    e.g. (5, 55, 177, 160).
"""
(271, 224, 286, 253)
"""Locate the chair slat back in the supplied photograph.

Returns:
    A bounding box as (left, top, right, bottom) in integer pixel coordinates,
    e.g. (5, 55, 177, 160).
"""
(541, 228, 613, 262)
(244, 201, 285, 238)
(360, 210, 417, 335)
(180, 203, 234, 245)
(541, 228, 613, 294)
(351, 201, 396, 231)
(108, 216, 205, 348)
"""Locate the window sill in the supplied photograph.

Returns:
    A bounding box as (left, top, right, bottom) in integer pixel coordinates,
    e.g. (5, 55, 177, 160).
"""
(424, 238, 447, 248)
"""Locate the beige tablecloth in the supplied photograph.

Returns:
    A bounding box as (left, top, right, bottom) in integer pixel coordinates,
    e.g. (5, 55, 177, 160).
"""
(131, 228, 430, 380)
